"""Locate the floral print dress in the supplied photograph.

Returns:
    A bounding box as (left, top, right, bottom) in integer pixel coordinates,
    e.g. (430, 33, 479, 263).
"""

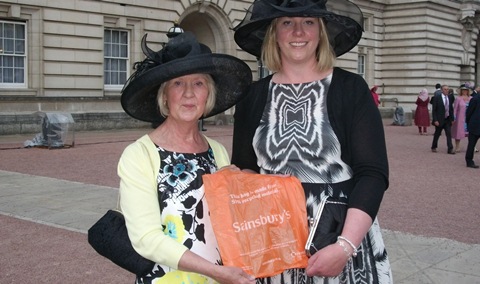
(136, 146, 221, 284)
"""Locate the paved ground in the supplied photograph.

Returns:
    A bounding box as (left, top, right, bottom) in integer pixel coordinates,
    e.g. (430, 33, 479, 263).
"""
(0, 121, 479, 283)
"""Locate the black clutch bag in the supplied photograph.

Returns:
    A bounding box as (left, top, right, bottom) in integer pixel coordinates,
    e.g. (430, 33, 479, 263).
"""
(305, 196, 348, 256)
(88, 209, 155, 276)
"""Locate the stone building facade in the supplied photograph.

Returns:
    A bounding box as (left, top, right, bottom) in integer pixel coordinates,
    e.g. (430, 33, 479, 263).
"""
(1, 0, 480, 134)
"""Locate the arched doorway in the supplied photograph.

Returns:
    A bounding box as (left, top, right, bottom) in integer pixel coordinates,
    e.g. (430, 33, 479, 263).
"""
(178, 3, 235, 55)
(176, 3, 239, 125)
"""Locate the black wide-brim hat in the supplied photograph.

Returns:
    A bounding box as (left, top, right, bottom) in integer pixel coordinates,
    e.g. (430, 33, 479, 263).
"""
(233, 0, 364, 58)
(121, 32, 252, 123)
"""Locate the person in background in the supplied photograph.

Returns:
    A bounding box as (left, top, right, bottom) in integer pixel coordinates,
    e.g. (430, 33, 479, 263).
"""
(467, 83, 480, 152)
(370, 85, 380, 107)
(232, 0, 392, 283)
(472, 85, 480, 152)
(449, 88, 457, 99)
(451, 84, 471, 153)
(471, 83, 480, 99)
(430, 83, 442, 105)
(118, 32, 254, 284)
(414, 88, 431, 135)
(431, 84, 455, 154)
(434, 83, 442, 96)
(465, 87, 480, 168)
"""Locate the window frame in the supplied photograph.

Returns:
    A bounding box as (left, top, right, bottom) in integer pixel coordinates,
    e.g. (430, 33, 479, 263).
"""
(103, 29, 130, 90)
(357, 53, 366, 78)
(0, 20, 27, 88)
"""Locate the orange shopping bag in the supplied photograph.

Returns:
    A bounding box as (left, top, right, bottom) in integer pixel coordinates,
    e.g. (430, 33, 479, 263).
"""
(202, 169, 309, 278)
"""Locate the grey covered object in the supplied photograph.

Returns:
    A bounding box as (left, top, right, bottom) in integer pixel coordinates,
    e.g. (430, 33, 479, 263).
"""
(233, 0, 364, 58)
(392, 106, 405, 126)
(24, 112, 75, 148)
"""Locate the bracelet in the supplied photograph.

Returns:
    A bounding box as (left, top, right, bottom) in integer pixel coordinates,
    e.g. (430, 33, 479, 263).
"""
(336, 239, 352, 259)
(337, 236, 358, 257)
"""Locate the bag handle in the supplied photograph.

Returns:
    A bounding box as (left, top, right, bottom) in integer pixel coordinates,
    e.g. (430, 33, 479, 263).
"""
(114, 190, 121, 213)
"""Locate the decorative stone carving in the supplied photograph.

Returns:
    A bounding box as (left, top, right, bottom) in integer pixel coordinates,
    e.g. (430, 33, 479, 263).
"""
(459, 8, 476, 52)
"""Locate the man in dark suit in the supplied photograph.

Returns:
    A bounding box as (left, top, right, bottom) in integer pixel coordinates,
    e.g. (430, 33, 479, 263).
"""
(471, 84, 480, 99)
(465, 92, 480, 168)
(430, 83, 442, 105)
(431, 84, 455, 154)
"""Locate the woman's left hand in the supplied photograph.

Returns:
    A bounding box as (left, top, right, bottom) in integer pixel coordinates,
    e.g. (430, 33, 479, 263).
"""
(305, 242, 350, 278)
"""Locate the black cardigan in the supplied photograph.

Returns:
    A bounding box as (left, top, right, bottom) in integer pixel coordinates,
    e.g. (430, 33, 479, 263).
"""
(231, 67, 389, 220)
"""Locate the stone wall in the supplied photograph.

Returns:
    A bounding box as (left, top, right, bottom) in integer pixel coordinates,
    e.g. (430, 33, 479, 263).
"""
(0, 0, 479, 134)
(0, 112, 151, 135)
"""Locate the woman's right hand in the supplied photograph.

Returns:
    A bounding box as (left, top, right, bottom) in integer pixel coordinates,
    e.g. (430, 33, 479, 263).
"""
(210, 265, 256, 284)
(178, 251, 255, 284)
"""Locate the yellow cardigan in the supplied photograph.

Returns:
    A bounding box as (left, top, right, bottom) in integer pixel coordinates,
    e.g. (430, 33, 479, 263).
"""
(118, 134, 230, 269)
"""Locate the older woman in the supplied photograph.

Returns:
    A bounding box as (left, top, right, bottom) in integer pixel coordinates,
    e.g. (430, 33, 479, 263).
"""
(118, 32, 253, 284)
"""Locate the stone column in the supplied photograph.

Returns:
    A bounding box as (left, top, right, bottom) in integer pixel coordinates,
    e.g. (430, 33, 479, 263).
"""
(459, 7, 477, 83)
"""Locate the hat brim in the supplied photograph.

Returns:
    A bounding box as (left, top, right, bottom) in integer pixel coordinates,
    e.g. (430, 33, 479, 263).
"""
(460, 87, 473, 93)
(121, 54, 252, 123)
(233, 0, 364, 58)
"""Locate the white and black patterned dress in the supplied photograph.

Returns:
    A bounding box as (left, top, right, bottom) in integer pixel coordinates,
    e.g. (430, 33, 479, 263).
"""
(253, 76, 392, 284)
(136, 147, 221, 284)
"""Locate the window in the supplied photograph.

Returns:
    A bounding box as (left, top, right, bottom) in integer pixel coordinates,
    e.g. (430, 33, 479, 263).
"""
(0, 21, 26, 87)
(357, 54, 365, 78)
(363, 15, 372, 33)
(104, 29, 129, 88)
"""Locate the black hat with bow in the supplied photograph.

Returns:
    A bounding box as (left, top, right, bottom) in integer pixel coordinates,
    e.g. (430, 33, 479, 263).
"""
(121, 32, 252, 123)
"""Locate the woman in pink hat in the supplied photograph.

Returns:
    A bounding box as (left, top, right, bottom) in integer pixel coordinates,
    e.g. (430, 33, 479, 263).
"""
(414, 88, 431, 135)
(452, 84, 472, 152)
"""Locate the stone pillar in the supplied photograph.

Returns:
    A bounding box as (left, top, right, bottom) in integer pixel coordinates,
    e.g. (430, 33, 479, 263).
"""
(474, 13, 480, 85)
(459, 7, 477, 83)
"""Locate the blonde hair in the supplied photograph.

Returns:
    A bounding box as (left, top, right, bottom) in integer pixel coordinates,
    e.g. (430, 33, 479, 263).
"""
(261, 18, 336, 72)
(157, 74, 217, 118)
(459, 88, 472, 97)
